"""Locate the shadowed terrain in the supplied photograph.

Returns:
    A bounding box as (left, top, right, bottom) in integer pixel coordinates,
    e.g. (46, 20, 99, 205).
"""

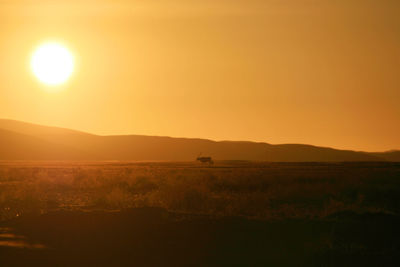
(0, 161, 400, 266)
(0, 208, 399, 266)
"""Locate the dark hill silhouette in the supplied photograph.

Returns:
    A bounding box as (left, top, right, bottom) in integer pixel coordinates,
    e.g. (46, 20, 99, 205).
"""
(0, 119, 396, 161)
(0, 128, 90, 160)
(0, 118, 92, 137)
(371, 150, 400, 162)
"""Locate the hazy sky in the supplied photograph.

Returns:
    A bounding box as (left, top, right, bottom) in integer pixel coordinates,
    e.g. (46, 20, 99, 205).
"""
(0, 0, 399, 151)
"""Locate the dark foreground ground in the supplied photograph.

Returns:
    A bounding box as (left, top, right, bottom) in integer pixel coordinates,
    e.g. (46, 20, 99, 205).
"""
(1, 208, 400, 266)
(0, 207, 399, 266)
(0, 161, 400, 266)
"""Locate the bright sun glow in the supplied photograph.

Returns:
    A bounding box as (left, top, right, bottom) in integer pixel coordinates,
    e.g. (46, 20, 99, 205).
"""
(31, 42, 74, 86)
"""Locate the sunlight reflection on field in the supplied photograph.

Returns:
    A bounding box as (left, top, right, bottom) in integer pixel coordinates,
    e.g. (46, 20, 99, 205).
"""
(0, 227, 45, 249)
(0, 161, 399, 222)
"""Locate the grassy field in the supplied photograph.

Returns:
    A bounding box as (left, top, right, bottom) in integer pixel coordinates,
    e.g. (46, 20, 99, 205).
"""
(0, 161, 400, 266)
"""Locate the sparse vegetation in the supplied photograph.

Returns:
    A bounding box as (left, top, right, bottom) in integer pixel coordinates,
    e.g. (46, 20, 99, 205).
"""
(1, 161, 399, 221)
(1, 161, 400, 266)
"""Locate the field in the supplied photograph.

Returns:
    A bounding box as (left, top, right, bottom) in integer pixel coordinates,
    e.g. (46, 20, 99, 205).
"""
(1, 161, 400, 266)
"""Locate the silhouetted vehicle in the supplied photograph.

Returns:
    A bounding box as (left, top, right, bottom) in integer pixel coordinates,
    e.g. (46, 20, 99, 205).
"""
(197, 156, 214, 164)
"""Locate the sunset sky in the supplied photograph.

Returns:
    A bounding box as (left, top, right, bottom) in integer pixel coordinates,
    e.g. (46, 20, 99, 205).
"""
(0, 0, 399, 152)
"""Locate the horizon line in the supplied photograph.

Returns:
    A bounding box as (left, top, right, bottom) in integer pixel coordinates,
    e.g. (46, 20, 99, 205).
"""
(0, 117, 398, 154)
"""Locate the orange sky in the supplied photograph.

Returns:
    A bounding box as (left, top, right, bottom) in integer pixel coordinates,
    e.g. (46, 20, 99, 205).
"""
(0, 0, 399, 152)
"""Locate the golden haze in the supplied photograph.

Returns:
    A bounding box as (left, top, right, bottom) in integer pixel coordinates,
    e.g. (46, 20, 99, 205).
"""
(0, 0, 399, 151)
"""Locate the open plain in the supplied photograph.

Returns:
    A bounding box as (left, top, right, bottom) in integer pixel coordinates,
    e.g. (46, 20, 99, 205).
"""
(0, 161, 399, 266)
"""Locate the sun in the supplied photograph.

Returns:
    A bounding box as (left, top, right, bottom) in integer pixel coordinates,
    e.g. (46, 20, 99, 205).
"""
(31, 42, 74, 86)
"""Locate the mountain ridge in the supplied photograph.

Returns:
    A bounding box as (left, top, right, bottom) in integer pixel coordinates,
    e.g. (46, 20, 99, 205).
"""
(0, 119, 397, 161)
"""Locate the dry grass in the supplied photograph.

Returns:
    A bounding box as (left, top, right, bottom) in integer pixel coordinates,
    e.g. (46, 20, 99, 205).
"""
(1, 161, 399, 221)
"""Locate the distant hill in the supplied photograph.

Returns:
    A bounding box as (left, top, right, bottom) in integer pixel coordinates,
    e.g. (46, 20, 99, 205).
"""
(371, 151, 400, 162)
(0, 119, 397, 161)
(0, 128, 89, 160)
